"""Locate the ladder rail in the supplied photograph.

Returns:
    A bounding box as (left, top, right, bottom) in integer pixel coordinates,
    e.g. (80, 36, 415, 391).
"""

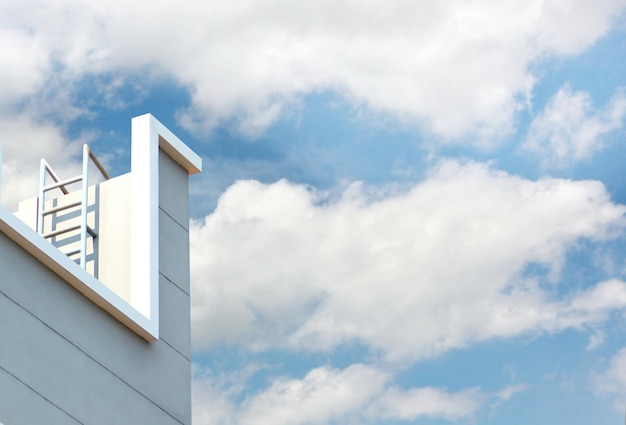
(80, 145, 89, 268)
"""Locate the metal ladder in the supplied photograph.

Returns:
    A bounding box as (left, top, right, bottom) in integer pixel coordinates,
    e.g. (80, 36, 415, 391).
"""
(37, 144, 110, 269)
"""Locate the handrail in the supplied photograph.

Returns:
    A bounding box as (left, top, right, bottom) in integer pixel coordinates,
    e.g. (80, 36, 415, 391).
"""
(40, 159, 70, 196)
(37, 144, 110, 271)
(88, 149, 111, 180)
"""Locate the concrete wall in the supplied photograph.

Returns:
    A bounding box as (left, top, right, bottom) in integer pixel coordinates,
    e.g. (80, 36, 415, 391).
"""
(97, 173, 132, 303)
(0, 149, 191, 424)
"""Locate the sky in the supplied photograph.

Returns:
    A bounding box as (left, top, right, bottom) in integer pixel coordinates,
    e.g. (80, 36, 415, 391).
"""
(2, 0, 626, 423)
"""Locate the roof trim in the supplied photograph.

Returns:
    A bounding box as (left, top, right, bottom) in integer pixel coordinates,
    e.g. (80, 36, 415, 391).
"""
(133, 114, 202, 176)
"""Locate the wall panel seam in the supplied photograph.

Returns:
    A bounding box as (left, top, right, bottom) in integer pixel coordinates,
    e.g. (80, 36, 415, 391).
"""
(159, 206, 190, 232)
(0, 290, 185, 425)
(159, 336, 191, 361)
(161, 272, 190, 297)
(0, 364, 83, 425)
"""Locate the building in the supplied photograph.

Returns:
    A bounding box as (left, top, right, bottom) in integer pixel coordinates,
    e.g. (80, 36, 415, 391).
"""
(0, 114, 202, 424)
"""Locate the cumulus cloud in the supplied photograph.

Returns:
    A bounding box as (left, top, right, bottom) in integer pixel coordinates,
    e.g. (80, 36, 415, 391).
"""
(0, 113, 87, 209)
(597, 347, 626, 390)
(524, 85, 626, 166)
(238, 365, 386, 425)
(190, 161, 626, 361)
(2, 0, 626, 141)
(0, 29, 51, 108)
(192, 363, 522, 424)
(369, 386, 484, 421)
(594, 346, 626, 411)
(193, 365, 386, 425)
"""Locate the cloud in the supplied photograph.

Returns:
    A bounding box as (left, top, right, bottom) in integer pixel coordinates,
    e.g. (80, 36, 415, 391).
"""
(190, 160, 626, 361)
(0, 29, 51, 109)
(594, 347, 626, 410)
(192, 363, 522, 424)
(524, 85, 626, 166)
(369, 386, 484, 421)
(193, 364, 387, 425)
(0, 112, 88, 209)
(2, 0, 626, 142)
(238, 365, 387, 425)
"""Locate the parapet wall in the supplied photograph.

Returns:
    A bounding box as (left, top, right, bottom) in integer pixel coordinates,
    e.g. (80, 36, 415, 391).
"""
(0, 114, 201, 425)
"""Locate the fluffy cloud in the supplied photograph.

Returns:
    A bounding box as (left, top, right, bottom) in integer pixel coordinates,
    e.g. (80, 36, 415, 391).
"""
(190, 161, 626, 361)
(193, 365, 386, 425)
(0, 29, 51, 108)
(237, 365, 386, 425)
(369, 386, 484, 421)
(0, 113, 87, 209)
(524, 85, 626, 166)
(595, 347, 626, 395)
(2, 0, 625, 141)
(192, 363, 521, 424)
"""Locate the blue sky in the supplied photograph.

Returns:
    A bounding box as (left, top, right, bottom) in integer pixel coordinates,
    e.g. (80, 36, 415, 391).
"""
(2, 1, 626, 423)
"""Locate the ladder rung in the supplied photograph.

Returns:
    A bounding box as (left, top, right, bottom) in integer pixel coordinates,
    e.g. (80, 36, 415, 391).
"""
(43, 225, 98, 239)
(43, 225, 81, 239)
(42, 201, 82, 216)
(43, 175, 83, 192)
(64, 248, 81, 257)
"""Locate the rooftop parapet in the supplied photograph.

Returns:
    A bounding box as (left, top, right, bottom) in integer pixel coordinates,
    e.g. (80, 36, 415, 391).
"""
(0, 114, 202, 341)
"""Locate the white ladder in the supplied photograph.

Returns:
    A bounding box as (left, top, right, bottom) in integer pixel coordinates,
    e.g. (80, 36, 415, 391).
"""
(37, 144, 110, 269)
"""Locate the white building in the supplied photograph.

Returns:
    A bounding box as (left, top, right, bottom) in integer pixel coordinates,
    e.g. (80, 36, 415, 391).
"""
(0, 114, 201, 424)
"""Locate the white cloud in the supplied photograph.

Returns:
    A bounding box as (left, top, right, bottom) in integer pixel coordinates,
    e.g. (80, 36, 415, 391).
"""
(0, 113, 86, 210)
(238, 365, 387, 425)
(193, 364, 387, 425)
(524, 85, 626, 166)
(369, 386, 484, 421)
(594, 347, 626, 408)
(586, 330, 605, 350)
(2, 0, 625, 142)
(190, 161, 626, 361)
(192, 363, 522, 425)
(0, 29, 51, 108)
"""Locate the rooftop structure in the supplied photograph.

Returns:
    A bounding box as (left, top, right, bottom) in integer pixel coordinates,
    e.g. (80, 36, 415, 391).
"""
(0, 114, 201, 425)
